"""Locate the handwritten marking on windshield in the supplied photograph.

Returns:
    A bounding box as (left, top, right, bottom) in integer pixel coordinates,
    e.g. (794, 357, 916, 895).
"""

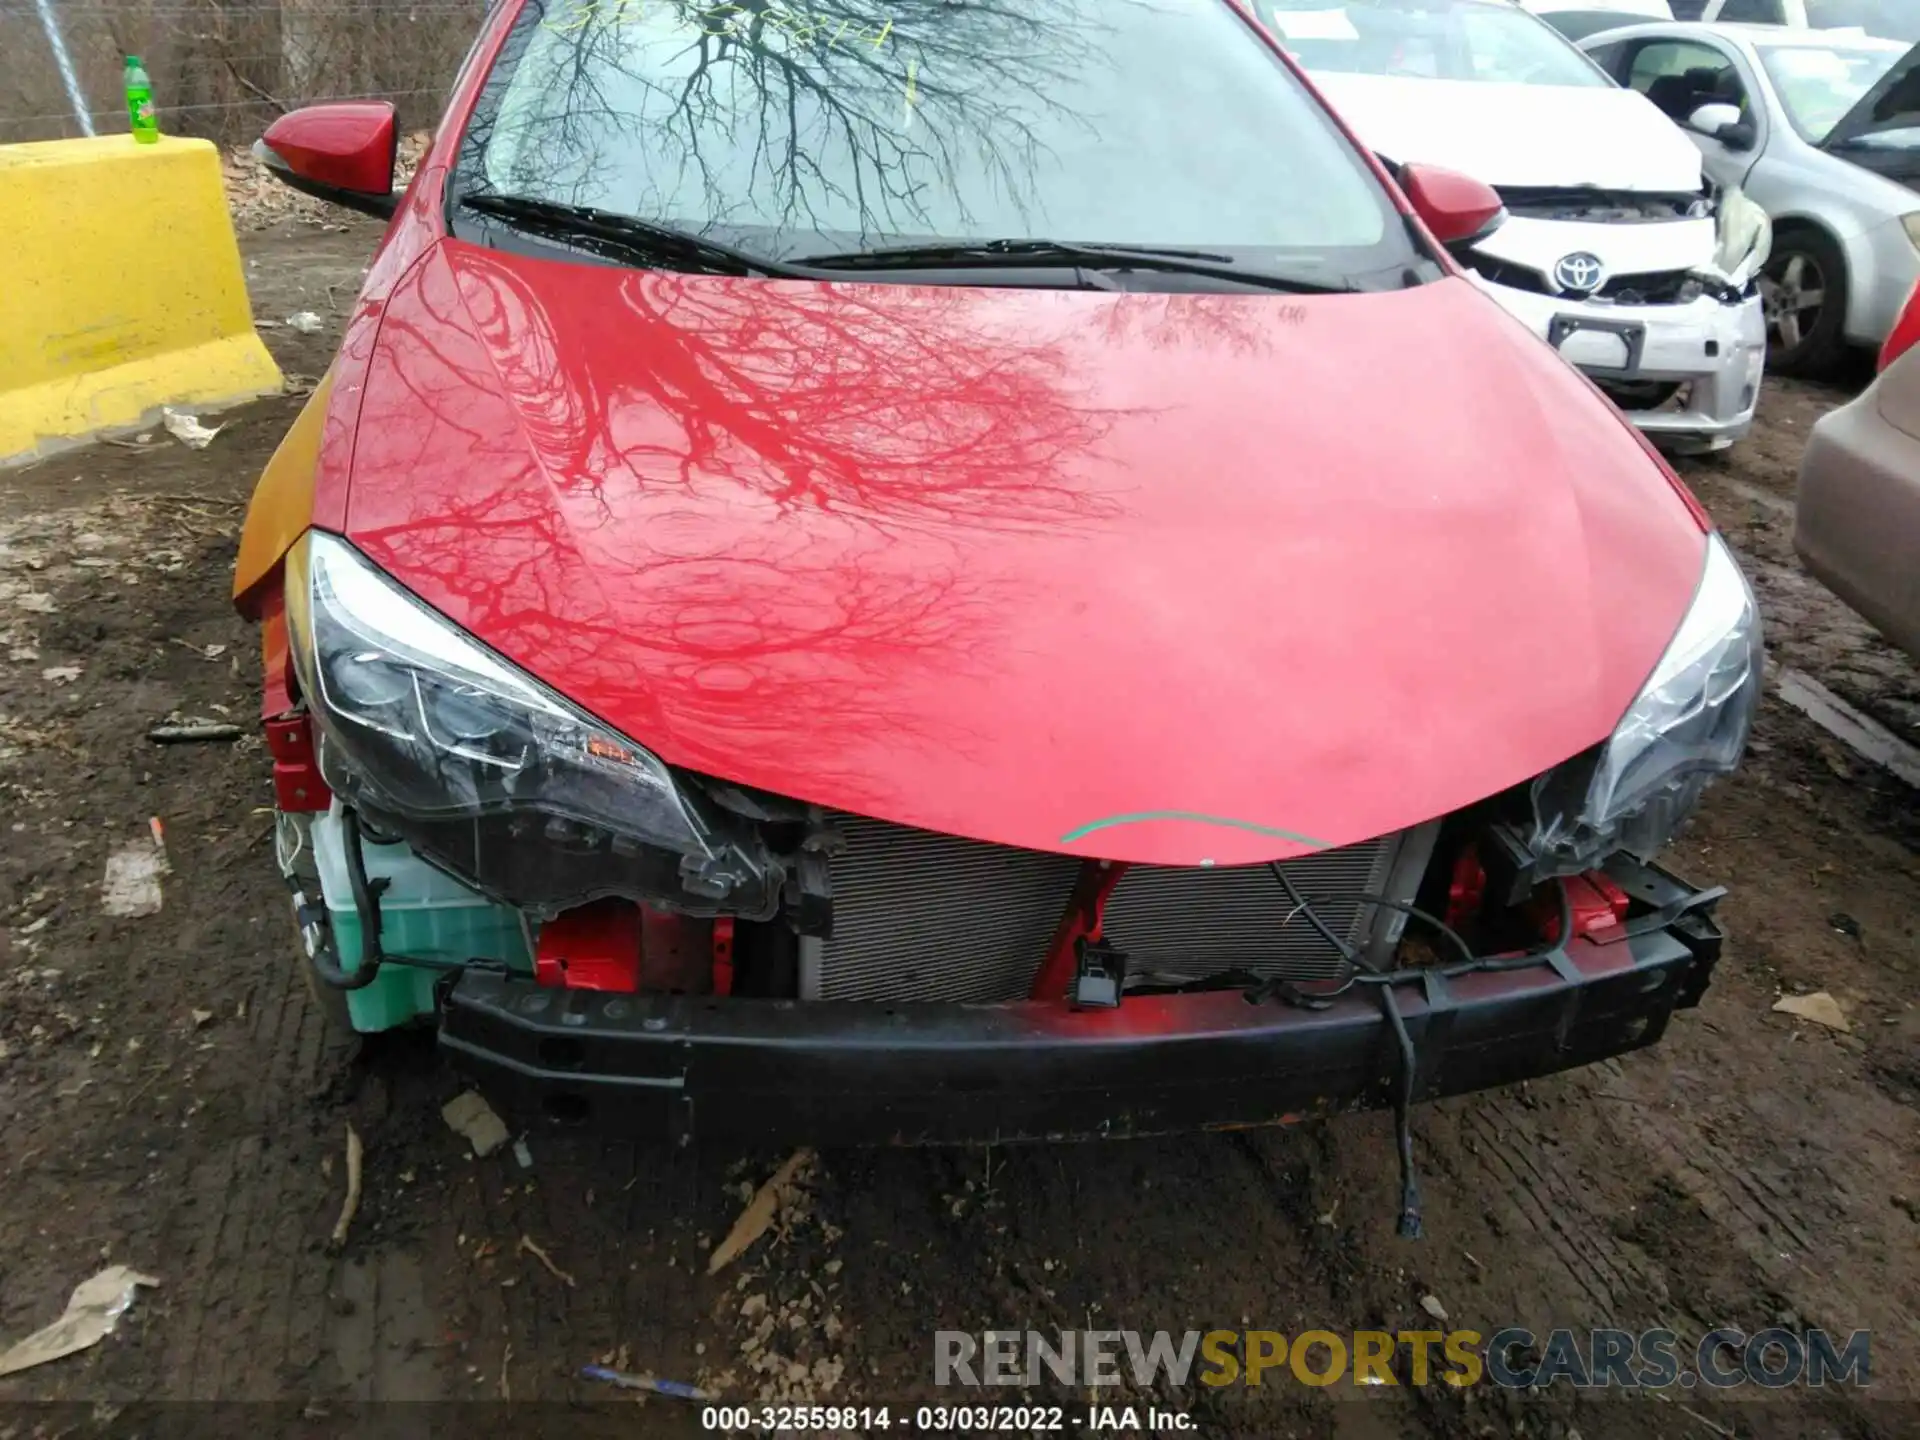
(1060, 811, 1329, 850)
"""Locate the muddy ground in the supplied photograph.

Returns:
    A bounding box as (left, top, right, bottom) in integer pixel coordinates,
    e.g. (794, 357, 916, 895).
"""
(0, 217, 1914, 1440)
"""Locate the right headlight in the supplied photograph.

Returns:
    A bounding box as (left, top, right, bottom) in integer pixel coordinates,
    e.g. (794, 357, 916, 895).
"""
(1524, 535, 1762, 875)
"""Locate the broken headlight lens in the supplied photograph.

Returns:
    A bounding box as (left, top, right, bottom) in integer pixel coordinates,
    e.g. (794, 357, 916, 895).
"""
(283, 531, 755, 905)
(1526, 535, 1761, 874)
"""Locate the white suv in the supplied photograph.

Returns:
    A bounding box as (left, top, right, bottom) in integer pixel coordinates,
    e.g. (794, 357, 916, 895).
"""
(1258, 0, 1771, 452)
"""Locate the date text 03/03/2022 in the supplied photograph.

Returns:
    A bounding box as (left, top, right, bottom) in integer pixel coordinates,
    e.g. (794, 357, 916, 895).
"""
(700, 1406, 1194, 1432)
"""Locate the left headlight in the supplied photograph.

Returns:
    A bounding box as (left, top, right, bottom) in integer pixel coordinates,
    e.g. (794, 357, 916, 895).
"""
(1711, 185, 1771, 288)
(284, 531, 774, 913)
(1525, 535, 1762, 873)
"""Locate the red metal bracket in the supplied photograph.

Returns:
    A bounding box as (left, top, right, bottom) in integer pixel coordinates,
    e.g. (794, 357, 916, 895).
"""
(1030, 860, 1131, 1001)
(535, 898, 643, 993)
(264, 711, 331, 813)
(536, 904, 739, 996)
(1533, 871, 1631, 943)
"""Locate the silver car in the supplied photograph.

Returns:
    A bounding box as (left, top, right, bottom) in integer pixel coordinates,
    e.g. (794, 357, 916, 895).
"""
(1580, 22, 1920, 375)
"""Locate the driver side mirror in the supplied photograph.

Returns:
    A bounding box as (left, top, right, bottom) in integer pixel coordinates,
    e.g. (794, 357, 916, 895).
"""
(1398, 163, 1506, 252)
(1686, 102, 1756, 151)
(254, 102, 398, 220)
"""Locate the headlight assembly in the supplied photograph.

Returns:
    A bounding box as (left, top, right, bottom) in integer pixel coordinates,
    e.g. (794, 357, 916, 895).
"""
(1903, 212, 1920, 253)
(284, 530, 777, 915)
(1524, 535, 1761, 875)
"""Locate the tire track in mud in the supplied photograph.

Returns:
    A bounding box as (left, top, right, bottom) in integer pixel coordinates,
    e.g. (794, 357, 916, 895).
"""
(166, 1140, 246, 1399)
(225, 947, 308, 1399)
(1628, 1050, 1920, 1370)
(0, 488, 317, 1404)
(159, 865, 347, 1397)
(1455, 1093, 1659, 1322)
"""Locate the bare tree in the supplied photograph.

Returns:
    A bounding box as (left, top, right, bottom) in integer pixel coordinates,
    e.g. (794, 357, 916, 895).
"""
(468, 0, 1108, 246)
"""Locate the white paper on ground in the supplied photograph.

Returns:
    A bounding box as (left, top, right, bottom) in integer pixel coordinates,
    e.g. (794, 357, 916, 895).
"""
(161, 409, 223, 449)
(0, 1267, 160, 1377)
(102, 843, 165, 917)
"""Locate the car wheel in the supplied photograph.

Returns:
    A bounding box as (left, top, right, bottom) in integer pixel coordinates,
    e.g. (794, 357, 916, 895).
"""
(1762, 228, 1850, 379)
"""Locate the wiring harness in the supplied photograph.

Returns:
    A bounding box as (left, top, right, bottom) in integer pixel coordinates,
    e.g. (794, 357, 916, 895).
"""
(1252, 862, 1576, 1240)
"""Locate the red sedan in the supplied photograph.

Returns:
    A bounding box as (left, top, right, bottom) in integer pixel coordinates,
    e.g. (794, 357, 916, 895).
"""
(236, 0, 1754, 1217)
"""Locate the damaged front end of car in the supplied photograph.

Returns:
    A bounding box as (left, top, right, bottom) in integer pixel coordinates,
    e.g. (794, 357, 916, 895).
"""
(1465, 180, 1771, 453)
(269, 528, 1755, 1229)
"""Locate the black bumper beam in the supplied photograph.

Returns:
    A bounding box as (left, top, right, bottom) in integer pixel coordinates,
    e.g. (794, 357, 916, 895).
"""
(439, 863, 1723, 1146)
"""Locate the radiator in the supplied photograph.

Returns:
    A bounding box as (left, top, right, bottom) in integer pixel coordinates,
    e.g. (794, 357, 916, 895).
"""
(806, 813, 1406, 1003)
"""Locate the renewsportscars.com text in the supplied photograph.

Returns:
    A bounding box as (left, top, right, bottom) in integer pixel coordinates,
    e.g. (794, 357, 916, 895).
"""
(934, 1328, 1871, 1390)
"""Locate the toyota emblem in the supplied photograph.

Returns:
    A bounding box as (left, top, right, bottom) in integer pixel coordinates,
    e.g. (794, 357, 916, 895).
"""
(1553, 252, 1606, 296)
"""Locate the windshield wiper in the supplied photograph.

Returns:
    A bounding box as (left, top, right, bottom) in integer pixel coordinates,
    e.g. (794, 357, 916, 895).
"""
(791, 238, 1358, 294)
(459, 193, 814, 279)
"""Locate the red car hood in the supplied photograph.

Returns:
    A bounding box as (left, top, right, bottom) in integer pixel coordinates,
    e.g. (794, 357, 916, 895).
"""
(338, 241, 1704, 865)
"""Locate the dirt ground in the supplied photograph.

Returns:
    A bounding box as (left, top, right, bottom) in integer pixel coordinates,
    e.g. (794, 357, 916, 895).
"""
(0, 217, 1915, 1440)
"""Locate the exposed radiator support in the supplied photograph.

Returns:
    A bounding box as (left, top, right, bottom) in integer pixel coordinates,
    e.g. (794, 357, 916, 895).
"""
(804, 813, 1431, 1004)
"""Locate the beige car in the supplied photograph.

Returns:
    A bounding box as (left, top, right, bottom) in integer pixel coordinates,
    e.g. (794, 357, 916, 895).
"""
(1795, 284, 1920, 658)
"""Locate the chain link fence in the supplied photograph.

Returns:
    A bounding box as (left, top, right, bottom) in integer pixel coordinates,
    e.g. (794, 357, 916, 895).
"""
(1, 0, 493, 145)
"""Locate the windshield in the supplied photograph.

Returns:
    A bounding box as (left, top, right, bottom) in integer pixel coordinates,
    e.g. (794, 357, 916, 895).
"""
(454, 0, 1419, 287)
(1758, 40, 1908, 141)
(1805, 0, 1920, 44)
(1253, 0, 1608, 84)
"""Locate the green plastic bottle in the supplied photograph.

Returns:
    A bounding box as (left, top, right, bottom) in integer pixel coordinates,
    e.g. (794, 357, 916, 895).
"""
(125, 56, 159, 144)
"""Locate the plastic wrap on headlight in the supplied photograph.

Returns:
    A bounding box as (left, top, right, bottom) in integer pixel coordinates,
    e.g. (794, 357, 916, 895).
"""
(283, 531, 775, 914)
(1526, 536, 1761, 873)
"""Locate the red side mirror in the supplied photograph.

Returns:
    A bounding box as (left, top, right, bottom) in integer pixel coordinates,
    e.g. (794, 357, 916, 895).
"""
(255, 102, 398, 220)
(1399, 163, 1506, 252)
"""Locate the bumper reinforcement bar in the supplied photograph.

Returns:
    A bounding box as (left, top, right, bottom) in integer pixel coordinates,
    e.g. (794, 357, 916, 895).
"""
(438, 860, 1723, 1147)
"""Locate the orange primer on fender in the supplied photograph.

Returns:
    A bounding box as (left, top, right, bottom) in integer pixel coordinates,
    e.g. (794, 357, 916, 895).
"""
(233, 370, 334, 616)
(260, 595, 292, 717)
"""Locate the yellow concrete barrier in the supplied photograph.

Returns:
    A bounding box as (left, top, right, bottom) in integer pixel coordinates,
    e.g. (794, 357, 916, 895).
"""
(0, 135, 283, 466)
